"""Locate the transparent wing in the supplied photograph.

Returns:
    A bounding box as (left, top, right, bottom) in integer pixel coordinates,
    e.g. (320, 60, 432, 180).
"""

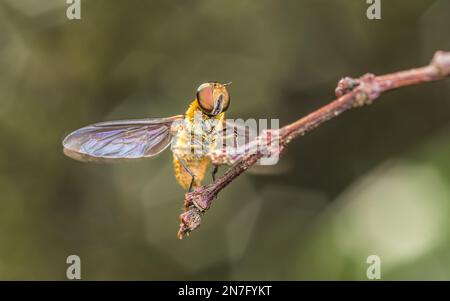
(219, 120, 259, 148)
(62, 115, 183, 162)
(210, 120, 260, 165)
(213, 120, 280, 167)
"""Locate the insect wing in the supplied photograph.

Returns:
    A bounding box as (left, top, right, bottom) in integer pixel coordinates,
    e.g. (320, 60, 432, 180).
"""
(63, 115, 183, 162)
(214, 120, 280, 167)
(209, 120, 259, 164)
(220, 120, 259, 150)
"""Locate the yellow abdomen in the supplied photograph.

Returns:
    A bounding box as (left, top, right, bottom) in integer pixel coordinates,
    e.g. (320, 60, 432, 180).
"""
(173, 155, 211, 190)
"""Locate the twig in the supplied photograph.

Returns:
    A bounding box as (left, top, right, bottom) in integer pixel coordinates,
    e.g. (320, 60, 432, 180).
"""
(177, 50, 450, 239)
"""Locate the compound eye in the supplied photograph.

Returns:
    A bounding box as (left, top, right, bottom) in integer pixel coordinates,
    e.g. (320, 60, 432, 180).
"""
(196, 83, 215, 113)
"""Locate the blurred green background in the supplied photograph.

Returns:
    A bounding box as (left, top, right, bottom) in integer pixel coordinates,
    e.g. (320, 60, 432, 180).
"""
(0, 0, 449, 280)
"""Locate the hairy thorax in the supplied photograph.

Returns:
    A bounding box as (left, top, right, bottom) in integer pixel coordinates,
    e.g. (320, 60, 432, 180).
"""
(171, 101, 225, 189)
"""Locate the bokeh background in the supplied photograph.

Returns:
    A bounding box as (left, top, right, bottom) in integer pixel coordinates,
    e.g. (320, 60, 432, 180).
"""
(0, 0, 449, 280)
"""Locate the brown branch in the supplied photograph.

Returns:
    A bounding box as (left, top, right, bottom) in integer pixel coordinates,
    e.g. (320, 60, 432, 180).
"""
(177, 50, 450, 239)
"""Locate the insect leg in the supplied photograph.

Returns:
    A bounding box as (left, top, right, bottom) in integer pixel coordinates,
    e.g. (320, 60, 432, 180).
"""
(211, 164, 219, 182)
(175, 154, 196, 192)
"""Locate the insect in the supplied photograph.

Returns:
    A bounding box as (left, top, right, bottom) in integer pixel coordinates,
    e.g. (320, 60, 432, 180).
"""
(62, 82, 250, 191)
